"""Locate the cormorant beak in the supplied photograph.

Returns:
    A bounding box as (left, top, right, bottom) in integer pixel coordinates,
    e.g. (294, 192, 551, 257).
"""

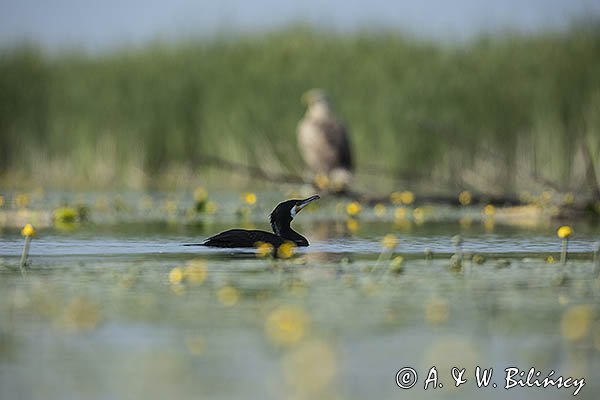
(292, 195, 320, 217)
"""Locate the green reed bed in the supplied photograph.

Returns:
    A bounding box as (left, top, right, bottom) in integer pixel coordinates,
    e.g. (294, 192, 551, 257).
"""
(1, 24, 600, 193)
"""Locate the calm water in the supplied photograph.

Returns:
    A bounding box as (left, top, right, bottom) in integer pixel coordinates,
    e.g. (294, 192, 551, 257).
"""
(1, 192, 599, 399)
(1, 218, 598, 257)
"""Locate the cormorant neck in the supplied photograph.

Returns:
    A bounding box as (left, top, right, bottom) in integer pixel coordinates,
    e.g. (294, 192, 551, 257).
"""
(271, 222, 309, 246)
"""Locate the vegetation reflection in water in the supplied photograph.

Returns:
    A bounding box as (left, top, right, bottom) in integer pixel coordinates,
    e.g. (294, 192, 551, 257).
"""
(0, 190, 599, 399)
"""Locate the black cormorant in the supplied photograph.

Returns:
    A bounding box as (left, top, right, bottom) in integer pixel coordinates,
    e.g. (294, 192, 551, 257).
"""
(196, 195, 320, 248)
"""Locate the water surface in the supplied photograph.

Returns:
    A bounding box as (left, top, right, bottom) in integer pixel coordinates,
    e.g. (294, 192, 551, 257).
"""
(1, 194, 599, 399)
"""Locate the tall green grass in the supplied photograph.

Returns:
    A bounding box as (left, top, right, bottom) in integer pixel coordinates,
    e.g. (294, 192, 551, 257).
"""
(1, 24, 600, 194)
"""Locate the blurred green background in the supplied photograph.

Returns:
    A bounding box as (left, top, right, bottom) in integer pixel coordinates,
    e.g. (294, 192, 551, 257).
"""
(1, 5, 600, 198)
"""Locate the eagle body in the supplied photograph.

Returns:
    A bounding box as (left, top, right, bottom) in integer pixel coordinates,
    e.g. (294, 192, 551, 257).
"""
(297, 89, 354, 190)
(297, 116, 353, 174)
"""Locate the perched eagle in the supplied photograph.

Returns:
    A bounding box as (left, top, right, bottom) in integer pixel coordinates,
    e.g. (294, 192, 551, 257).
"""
(297, 89, 354, 191)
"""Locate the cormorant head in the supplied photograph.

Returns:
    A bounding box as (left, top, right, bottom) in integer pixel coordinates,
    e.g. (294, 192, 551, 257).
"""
(269, 195, 320, 235)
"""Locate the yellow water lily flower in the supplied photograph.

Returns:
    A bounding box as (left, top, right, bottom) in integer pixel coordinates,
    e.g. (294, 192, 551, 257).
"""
(255, 242, 275, 258)
(54, 207, 78, 224)
(346, 201, 362, 217)
(458, 191, 472, 206)
(205, 201, 218, 214)
(314, 173, 330, 190)
(483, 204, 496, 216)
(243, 192, 257, 206)
(382, 234, 398, 251)
(346, 218, 360, 233)
(399, 191, 415, 205)
(194, 187, 208, 203)
(391, 191, 415, 205)
(413, 207, 425, 223)
(389, 256, 404, 273)
(373, 203, 387, 218)
(557, 226, 573, 239)
(184, 260, 208, 285)
(278, 241, 297, 259)
(21, 223, 36, 238)
(394, 207, 407, 220)
(265, 305, 310, 347)
(168, 267, 184, 284)
(563, 193, 575, 205)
